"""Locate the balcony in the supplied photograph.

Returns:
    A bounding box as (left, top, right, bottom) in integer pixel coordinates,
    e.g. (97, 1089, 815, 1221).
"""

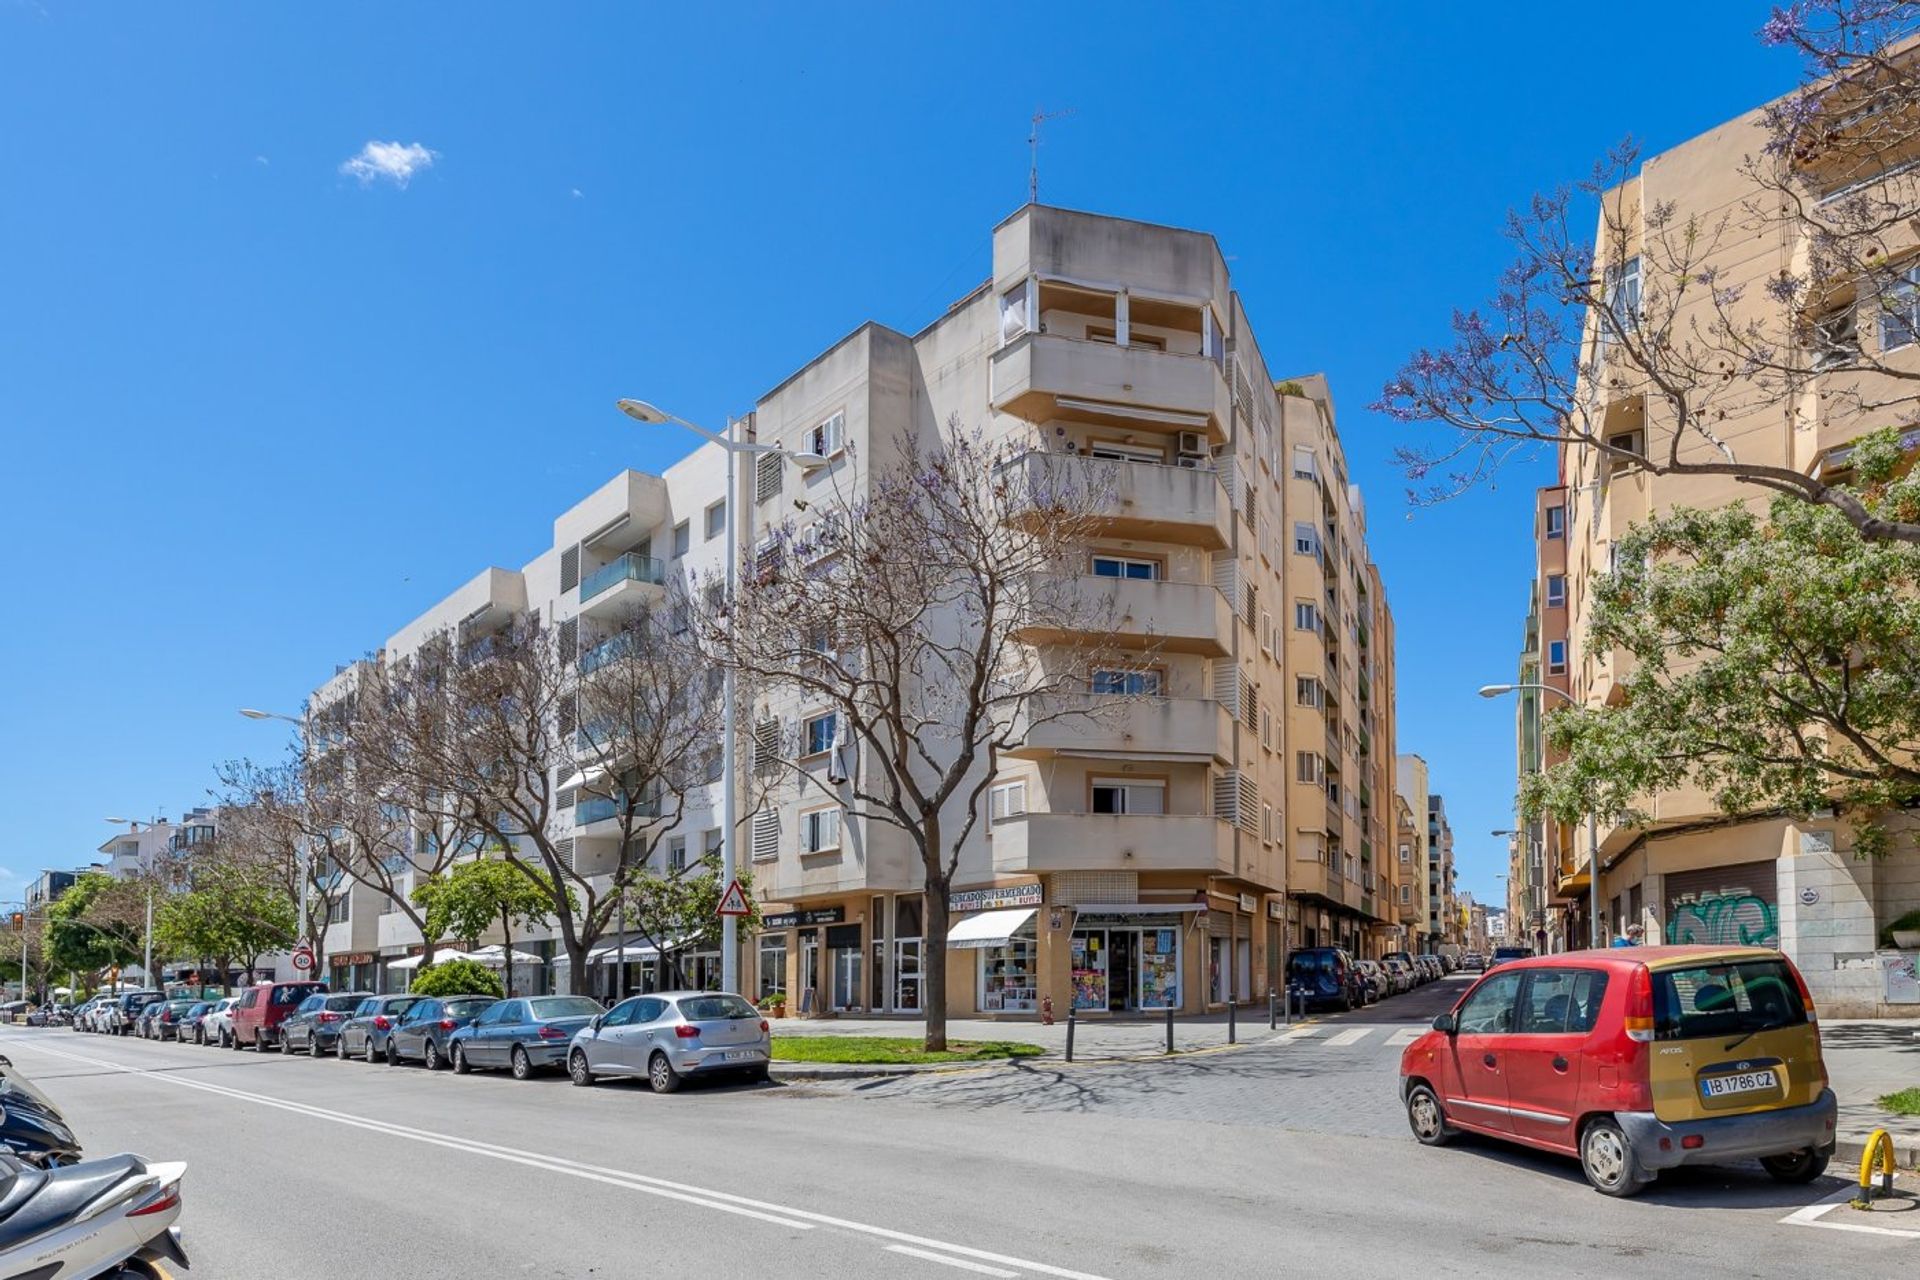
(574, 793, 660, 836)
(1291, 857, 1349, 908)
(989, 333, 1229, 443)
(1017, 575, 1234, 657)
(989, 812, 1235, 876)
(1002, 450, 1233, 550)
(578, 553, 666, 617)
(1007, 694, 1233, 763)
(578, 634, 638, 676)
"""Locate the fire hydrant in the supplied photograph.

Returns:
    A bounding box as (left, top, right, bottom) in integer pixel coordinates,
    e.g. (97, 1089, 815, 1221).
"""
(1040, 994, 1055, 1026)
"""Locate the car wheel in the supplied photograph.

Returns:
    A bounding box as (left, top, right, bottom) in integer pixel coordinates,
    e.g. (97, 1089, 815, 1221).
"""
(648, 1052, 682, 1095)
(386, 1040, 399, 1066)
(510, 1046, 534, 1081)
(193, 1028, 204, 1046)
(366, 1037, 379, 1065)
(569, 1050, 594, 1087)
(1405, 1084, 1453, 1146)
(451, 1044, 469, 1074)
(1761, 1149, 1830, 1183)
(1579, 1118, 1645, 1197)
(336, 1035, 350, 1061)
(423, 1040, 442, 1071)
(309, 1034, 324, 1058)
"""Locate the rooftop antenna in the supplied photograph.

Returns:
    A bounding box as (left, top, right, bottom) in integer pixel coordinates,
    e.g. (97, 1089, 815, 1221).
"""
(1028, 106, 1076, 204)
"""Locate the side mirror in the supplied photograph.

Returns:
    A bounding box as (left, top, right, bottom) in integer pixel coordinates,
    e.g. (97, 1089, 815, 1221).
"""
(590, 1016, 604, 1032)
(1432, 1012, 1457, 1035)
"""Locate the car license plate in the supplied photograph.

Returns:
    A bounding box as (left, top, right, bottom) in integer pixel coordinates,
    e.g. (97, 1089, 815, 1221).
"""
(722, 1050, 759, 1062)
(1701, 1069, 1777, 1099)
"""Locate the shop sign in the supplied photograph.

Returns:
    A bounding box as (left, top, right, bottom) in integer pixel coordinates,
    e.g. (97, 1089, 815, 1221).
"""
(761, 907, 845, 929)
(332, 952, 374, 967)
(1238, 893, 1256, 914)
(950, 883, 1042, 912)
(1267, 900, 1284, 920)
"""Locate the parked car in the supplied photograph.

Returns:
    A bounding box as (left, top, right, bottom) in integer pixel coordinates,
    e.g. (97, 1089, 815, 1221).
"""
(446, 996, 603, 1080)
(148, 999, 199, 1042)
(1487, 945, 1535, 972)
(69, 999, 105, 1032)
(199, 997, 238, 1047)
(386, 996, 498, 1070)
(280, 992, 372, 1057)
(1416, 955, 1443, 983)
(1286, 948, 1365, 1013)
(568, 991, 771, 1093)
(1401, 945, 1836, 1197)
(337, 995, 422, 1062)
(1353, 960, 1387, 1004)
(1462, 952, 1485, 972)
(230, 981, 325, 1051)
(114, 992, 164, 1037)
(1381, 956, 1415, 995)
(176, 1001, 214, 1044)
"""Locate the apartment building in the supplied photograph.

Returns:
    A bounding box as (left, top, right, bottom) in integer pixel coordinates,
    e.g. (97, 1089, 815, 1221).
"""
(307, 204, 1403, 1016)
(1518, 89, 1920, 1012)
(1394, 754, 1432, 950)
(1426, 793, 1456, 945)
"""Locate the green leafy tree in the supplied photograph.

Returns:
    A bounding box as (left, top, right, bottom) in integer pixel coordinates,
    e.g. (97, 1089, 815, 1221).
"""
(44, 872, 145, 982)
(411, 860, 563, 995)
(619, 855, 757, 991)
(408, 956, 504, 999)
(153, 860, 297, 992)
(1525, 428, 1920, 858)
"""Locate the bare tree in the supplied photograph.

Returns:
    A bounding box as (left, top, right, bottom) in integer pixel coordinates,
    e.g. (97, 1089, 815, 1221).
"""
(205, 775, 347, 981)
(1379, 5, 1920, 542)
(699, 418, 1141, 1051)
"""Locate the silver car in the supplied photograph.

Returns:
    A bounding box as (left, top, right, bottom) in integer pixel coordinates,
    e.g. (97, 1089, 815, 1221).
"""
(568, 991, 770, 1093)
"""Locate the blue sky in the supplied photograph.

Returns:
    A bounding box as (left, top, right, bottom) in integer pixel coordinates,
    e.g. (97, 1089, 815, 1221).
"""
(0, 3, 1799, 908)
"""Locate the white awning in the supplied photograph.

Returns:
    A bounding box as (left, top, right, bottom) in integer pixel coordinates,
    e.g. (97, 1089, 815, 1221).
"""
(557, 765, 610, 793)
(587, 935, 692, 965)
(947, 907, 1038, 951)
(1071, 903, 1205, 915)
(466, 945, 541, 967)
(385, 954, 430, 971)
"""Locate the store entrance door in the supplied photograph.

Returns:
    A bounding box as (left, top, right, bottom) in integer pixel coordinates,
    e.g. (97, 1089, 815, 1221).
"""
(894, 939, 922, 1012)
(800, 933, 821, 1014)
(1108, 930, 1135, 1012)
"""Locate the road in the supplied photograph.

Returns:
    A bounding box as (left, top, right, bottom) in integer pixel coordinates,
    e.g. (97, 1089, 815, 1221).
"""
(0, 980, 1908, 1279)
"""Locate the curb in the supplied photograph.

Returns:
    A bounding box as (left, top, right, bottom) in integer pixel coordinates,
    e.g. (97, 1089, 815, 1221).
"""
(1835, 1132, 1920, 1172)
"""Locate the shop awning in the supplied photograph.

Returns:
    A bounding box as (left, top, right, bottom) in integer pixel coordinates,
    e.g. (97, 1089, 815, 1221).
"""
(947, 908, 1038, 951)
(1071, 903, 1205, 915)
(587, 935, 692, 965)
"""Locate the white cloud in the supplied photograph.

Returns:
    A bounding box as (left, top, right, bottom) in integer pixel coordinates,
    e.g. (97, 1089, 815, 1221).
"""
(570, 187, 583, 199)
(340, 140, 437, 188)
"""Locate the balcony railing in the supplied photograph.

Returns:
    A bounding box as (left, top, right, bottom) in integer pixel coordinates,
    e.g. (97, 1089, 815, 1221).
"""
(578, 634, 638, 675)
(580, 553, 666, 603)
(576, 794, 660, 825)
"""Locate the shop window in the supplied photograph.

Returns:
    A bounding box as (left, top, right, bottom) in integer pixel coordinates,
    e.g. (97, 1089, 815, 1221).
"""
(978, 935, 1037, 1013)
(757, 935, 787, 1000)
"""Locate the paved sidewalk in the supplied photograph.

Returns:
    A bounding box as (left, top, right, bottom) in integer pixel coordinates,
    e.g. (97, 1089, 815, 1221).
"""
(770, 1007, 1265, 1066)
(1822, 1018, 1920, 1167)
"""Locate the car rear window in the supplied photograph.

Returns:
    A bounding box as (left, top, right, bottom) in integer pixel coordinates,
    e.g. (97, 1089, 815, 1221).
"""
(530, 997, 602, 1019)
(1653, 959, 1807, 1041)
(324, 995, 364, 1011)
(272, 985, 320, 1007)
(676, 995, 759, 1021)
(444, 999, 496, 1017)
(1288, 952, 1337, 975)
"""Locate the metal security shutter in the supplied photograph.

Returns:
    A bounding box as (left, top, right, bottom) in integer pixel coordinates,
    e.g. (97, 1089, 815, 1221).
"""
(560, 545, 580, 593)
(1662, 860, 1779, 948)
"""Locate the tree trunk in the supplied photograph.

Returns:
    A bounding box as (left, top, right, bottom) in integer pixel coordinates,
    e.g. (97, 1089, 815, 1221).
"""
(922, 811, 948, 1053)
(567, 940, 589, 998)
(500, 908, 515, 997)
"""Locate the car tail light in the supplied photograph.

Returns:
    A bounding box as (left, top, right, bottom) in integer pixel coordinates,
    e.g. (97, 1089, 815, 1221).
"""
(318, 1012, 344, 1023)
(1623, 965, 1655, 1043)
(1787, 961, 1818, 1025)
(129, 1180, 181, 1218)
(674, 1024, 700, 1039)
(373, 1016, 390, 1030)
(759, 1020, 769, 1033)
(438, 1019, 456, 1032)
(538, 1025, 569, 1040)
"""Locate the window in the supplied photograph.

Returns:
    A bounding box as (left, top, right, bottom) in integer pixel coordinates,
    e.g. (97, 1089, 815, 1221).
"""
(1547, 640, 1567, 675)
(1295, 752, 1324, 785)
(1293, 522, 1321, 558)
(666, 836, 686, 872)
(1091, 669, 1161, 695)
(1091, 554, 1158, 580)
(1518, 969, 1610, 1034)
(1545, 505, 1565, 539)
(671, 521, 690, 558)
(989, 781, 1027, 823)
(801, 807, 842, 853)
(1880, 263, 1920, 352)
(806, 411, 845, 459)
(1604, 256, 1641, 336)
(1262, 803, 1274, 842)
(1090, 777, 1164, 814)
(758, 934, 787, 1000)
(1653, 958, 1807, 1040)
(1292, 446, 1316, 480)
(1455, 971, 1523, 1035)
(1400, 884, 1411, 904)
(1294, 601, 1320, 633)
(998, 279, 1034, 345)
(704, 499, 726, 541)
(703, 827, 722, 860)
(1545, 574, 1566, 607)
(1606, 430, 1645, 475)
(803, 712, 836, 757)
(1811, 302, 1859, 369)
(1296, 676, 1323, 709)
(326, 896, 349, 925)
(1399, 842, 1410, 864)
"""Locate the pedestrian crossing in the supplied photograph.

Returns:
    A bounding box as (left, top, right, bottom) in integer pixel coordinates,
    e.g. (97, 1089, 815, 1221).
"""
(1263, 1023, 1426, 1051)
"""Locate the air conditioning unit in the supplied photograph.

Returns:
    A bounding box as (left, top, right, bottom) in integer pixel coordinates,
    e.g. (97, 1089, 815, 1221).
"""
(1177, 431, 1204, 455)
(1175, 453, 1207, 470)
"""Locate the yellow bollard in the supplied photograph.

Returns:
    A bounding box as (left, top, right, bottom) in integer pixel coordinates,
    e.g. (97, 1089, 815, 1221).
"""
(1853, 1128, 1896, 1207)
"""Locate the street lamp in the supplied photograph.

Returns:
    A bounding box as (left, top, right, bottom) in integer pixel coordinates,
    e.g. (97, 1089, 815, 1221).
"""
(617, 398, 824, 996)
(239, 708, 316, 965)
(103, 816, 163, 986)
(1479, 682, 1602, 949)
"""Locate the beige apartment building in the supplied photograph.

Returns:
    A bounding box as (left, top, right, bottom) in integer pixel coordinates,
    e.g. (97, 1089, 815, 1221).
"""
(1517, 92, 1920, 1012)
(1394, 754, 1433, 951)
(309, 204, 1407, 1017)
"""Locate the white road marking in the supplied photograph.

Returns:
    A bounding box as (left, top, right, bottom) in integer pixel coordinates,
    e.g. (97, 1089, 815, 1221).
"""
(1267, 1025, 1321, 1044)
(887, 1244, 1020, 1276)
(8, 1035, 1115, 1280)
(1324, 1028, 1371, 1047)
(1780, 1183, 1920, 1238)
(1386, 1028, 1423, 1047)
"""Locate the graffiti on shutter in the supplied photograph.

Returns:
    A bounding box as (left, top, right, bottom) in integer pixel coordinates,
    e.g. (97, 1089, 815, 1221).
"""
(1662, 861, 1779, 948)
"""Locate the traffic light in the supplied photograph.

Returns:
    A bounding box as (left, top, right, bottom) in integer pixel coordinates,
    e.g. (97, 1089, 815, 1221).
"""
(8, 913, 20, 933)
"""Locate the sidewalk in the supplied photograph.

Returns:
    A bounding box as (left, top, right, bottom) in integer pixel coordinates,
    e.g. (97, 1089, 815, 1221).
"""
(1821, 1018, 1920, 1168)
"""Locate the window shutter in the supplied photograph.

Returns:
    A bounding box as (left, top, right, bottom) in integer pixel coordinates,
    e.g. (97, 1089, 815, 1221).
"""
(560, 545, 580, 593)
(1239, 672, 1258, 731)
(558, 617, 578, 664)
(751, 810, 780, 860)
(757, 451, 783, 502)
(558, 694, 577, 739)
(558, 787, 576, 810)
(753, 717, 782, 774)
(1212, 770, 1260, 834)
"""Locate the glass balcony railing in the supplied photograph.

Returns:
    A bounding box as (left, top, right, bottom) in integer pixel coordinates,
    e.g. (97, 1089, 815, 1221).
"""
(578, 634, 638, 674)
(575, 794, 660, 825)
(580, 553, 666, 602)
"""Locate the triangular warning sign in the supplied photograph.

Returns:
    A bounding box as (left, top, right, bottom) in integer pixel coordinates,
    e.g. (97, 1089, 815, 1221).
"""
(716, 878, 750, 917)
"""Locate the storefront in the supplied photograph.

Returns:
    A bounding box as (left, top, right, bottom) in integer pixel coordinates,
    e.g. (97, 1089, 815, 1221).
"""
(329, 952, 379, 994)
(1069, 905, 1200, 1012)
(583, 935, 714, 1002)
(946, 884, 1046, 1014)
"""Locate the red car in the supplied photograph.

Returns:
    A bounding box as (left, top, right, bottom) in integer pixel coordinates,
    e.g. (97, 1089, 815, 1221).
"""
(229, 981, 326, 1051)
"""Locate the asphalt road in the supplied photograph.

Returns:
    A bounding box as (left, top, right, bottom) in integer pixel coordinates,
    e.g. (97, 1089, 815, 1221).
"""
(0, 982, 1908, 1279)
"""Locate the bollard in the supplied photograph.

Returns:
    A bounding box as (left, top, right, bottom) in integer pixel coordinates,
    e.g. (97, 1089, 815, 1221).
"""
(1268, 988, 1277, 1031)
(1065, 1010, 1077, 1064)
(1228, 999, 1237, 1044)
(1165, 1004, 1175, 1054)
